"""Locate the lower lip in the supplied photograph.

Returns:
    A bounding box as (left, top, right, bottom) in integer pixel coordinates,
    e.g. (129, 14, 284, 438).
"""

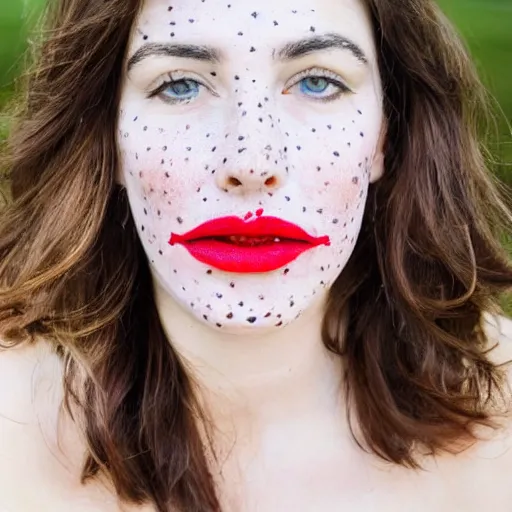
(178, 239, 319, 273)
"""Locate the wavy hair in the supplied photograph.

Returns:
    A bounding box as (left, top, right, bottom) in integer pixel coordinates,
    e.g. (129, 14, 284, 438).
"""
(1, 0, 512, 510)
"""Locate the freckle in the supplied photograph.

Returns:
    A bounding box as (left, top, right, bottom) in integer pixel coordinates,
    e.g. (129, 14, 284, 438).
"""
(327, 125, 332, 130)
(143, 126, 148, 131)
(187, 147, 192, 151)
(168, 6, 173, 10)
(143, 35, 148, 40)
(177, 217, 183, 224)
(216, 323, 222, 328)
(285, 196, 290, 202)
(276, 321, 283, 327)
(223, 157, 228, 164)
(238, 31, 243, 36)
(212, 146, 217, 152)
(284, 268, 290, 275)
(273, 20, 278, 26)
(170, 32, 175, 37)
(189, 18, 195, 23)
(358, 109, 362, 114)
(133, 116, 138, 121)
(247, 317, 257, 323)
(230, 282, 235, 288)
(360, 132, 364, 137)
(317, 209, 323, 214)
(258, 118, 263, 123)
(203, 315, 208, 321)
(238, 301, 244, 307)
(296, 146, 301, 151)
(159, 250, 163, 255)
(250, 47, 256, 52)
(238, 135, 245, 141)
(173, 269, 177, 274)
(238, 148, 247, 153)
(141, 225, 145, 231)
(265, 312, 272, 318)
(251, 11, 258, 18)
(333, 151, 340, 157)
(290, 301, 295, 307)
(143, 208, 147, 215)
(216, 293, 223, 299)
(310, 26, 316, 32)
(227, 312, 234, 319)
(211, 71, 217, 77)
(352, 176, 359, 185)
(333, 219, 339, 224)
(207, 269, 212, 274)
(165, 172, 170, 178)
(203, 198, 207, 202)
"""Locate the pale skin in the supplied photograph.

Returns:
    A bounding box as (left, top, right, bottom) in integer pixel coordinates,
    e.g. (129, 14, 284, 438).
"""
(1, 0, 512, 511)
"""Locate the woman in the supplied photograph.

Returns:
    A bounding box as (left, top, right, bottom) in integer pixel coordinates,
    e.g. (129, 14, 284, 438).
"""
(0, 0, 511, 510)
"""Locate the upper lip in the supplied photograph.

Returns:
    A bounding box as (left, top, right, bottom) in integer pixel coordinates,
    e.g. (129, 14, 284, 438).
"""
(170, 215, 328, 245)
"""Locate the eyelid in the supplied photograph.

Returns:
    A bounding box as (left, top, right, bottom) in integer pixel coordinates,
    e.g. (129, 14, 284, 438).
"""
(284, 66, 352, 93)
(145, 69, 214, 97)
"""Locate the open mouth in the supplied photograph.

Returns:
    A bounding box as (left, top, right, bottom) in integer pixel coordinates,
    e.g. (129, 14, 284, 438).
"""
(216, 235, 293, 246)
(169, 215, 330, 273)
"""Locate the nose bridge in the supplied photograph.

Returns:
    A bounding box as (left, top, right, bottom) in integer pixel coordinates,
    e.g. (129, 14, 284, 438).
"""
(229, 95, 285, 173)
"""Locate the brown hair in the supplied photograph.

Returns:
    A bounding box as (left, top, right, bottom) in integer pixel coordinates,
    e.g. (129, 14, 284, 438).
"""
(1, 0, 512, 510)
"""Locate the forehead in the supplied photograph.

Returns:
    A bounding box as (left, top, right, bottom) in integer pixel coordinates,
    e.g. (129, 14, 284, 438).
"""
(133, 0, 376, 58)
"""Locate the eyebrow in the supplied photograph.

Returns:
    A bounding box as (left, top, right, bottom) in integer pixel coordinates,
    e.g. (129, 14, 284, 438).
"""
(127, 43, 221, 70)
(127, 33, 368, 72)
(275, 33, 368, 64)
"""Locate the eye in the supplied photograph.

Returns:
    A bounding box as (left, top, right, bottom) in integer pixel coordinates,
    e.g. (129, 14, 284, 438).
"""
(148, 74, 204, 105)
(284, 68, 351, 102)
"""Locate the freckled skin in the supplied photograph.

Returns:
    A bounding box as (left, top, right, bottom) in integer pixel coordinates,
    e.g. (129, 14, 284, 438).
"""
(117, 0, 384, 333)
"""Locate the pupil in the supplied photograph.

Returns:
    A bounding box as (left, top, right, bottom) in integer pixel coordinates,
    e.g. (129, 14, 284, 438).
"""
(303, 77, 328, 93)
(170, 80, 194, 96)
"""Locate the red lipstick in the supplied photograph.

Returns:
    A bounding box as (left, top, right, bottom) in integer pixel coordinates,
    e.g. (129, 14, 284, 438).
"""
(169, 215, 330, 273)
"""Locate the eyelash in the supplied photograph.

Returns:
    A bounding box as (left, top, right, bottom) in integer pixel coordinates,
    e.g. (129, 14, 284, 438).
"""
(147, 67, 351, 105)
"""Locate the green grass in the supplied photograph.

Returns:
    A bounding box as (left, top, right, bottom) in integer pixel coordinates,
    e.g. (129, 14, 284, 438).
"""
(0, 0, 511, 314)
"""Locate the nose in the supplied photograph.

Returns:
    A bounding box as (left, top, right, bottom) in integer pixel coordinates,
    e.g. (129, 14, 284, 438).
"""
(214, 104, 288, 195)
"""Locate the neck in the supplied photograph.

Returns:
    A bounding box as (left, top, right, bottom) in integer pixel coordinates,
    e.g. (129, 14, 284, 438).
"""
(153, 279, 346, 435)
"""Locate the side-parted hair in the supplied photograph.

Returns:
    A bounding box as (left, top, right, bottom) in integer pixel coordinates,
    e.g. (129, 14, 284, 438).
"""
(1, 0, 512, 511)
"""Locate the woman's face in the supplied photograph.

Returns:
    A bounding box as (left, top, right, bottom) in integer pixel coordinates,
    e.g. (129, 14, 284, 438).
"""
(118, 0, 384, 332)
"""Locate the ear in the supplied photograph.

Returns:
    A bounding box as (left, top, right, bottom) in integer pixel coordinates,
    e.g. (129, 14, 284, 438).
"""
(369, 122, 387, 184)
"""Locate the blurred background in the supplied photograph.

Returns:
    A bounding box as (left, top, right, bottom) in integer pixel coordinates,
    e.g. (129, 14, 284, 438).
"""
(0, 0, 510, 313)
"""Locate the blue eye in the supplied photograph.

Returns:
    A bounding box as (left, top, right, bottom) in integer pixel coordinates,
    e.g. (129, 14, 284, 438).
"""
(299, 77, 330, 95)
(150, 78, 201, 104)
(163, 79, 200, 100)
(288, 69, 350, 102)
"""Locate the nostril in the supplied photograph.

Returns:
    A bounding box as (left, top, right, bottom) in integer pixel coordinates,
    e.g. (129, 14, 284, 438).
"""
(228, 177, 242, 187)
(265, 176, 277, 187)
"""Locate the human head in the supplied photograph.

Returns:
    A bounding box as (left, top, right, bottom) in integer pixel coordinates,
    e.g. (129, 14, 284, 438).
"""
(1, 0, 511, 511)
(117, 0, 386, 332)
